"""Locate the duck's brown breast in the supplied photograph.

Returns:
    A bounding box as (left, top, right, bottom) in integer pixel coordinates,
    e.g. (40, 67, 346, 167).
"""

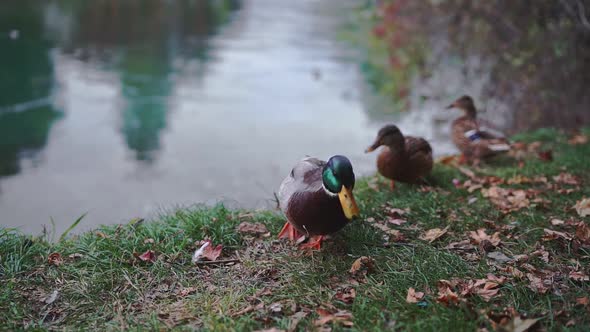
(285, 189, 349, 236)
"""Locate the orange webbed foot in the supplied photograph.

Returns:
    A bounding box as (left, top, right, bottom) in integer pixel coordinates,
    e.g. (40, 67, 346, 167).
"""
(278, 222, 303, 242)
(299, 235, 324, 250)
(390, 180, 396, 190)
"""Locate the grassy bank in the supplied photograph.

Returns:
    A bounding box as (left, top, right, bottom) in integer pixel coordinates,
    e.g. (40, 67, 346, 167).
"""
(1, 128, 590, 331)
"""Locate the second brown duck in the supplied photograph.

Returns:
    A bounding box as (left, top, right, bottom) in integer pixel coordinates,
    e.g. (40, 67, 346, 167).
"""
(446, 95, 510, 164)
(366, 124, 433, 189)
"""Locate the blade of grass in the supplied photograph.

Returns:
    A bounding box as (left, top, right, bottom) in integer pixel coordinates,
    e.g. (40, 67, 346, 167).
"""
(58, 213, 87, 242)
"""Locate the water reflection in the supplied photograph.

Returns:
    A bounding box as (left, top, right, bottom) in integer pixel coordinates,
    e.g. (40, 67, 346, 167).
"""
(0, 1, 60, 178)
(1, 0, 440, 235)
(50, 0, 241, 161)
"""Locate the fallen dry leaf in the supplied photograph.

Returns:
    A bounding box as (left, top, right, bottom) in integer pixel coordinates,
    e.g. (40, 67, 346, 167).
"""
(406, 287, 425, 303)
(469, 229, 502, 246)
(178, 287, 197, 297)
(550, 218, 565, 226)
(192, 240, 223, 262)
(436, 286, 460, 306)
(334, 288, 356, 304)
(543, 229, 573, 241)
(575, 221, 590, 245)
(574, 198, 590, 217)
(254, 328, 284, 332)
(136, 250, 156, 263)
(288, 311, 309, 332)
(236, 222, 269, 236)
(95, 231, 108, 238)
(576, 297, 589, 306)
(487, 251, 512, 263)
(568, 133, 588, 145)
(349, 256, 375, 276)
(370, 222, 406, 242)
(482, 186, 530, 212)
(537, 150, 553, 161)
(504, 316, 541, 332)
(531, 247, 550, 263)
(569, 271, 589, 282)
(314, 309, 353, 327)
(48, 252, 63, 266)
(526, 274, 549, 294)
(386, 217, 407, 226)
(552, 172, 580, 185)
(445, 240, 476, 251)
(419, 226, 449, 243)
(44, 289, 59, 304)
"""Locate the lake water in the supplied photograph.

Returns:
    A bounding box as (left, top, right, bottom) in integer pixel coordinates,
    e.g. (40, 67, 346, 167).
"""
(0, 0, 460, 235)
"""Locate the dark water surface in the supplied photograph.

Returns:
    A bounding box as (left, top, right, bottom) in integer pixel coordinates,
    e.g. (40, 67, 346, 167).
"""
(1, 0, 459, 235)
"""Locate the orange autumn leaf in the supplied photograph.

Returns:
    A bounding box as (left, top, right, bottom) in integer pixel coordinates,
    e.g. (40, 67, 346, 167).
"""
(419, 226, 449, 243)
(48, 252, 63, 266)
(406, 287, 425, 303)
(136, 250, 156, 263)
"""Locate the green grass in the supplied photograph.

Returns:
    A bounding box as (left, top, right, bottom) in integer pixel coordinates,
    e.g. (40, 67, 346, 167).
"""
(1, 128, 590, 331)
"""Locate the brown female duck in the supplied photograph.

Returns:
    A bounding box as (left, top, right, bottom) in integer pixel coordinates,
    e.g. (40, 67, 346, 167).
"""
(365, 124, 433, 189)
(277, 155, 360, 250)
(446, 96, 510, 164)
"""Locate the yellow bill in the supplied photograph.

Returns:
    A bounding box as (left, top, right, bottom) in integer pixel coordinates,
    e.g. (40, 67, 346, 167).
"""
(338, 186, 360, 219)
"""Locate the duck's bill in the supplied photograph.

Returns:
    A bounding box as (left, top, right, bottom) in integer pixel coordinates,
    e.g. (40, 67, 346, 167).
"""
(338, 186, 360, 219)
(365, 140, 380, 153)
(445, 103, 455, 109)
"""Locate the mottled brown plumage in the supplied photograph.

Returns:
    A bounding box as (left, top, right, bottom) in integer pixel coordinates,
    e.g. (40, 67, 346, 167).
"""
(366, 125, 433, 188)
(447, 96, 510, 162)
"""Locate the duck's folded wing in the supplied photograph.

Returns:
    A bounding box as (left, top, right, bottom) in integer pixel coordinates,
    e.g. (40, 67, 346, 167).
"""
(278, 157, 325, 212)
(405, 137, 432, 156)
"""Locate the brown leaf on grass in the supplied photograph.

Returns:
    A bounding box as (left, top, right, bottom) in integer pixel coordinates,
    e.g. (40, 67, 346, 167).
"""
(543, 229, 573, 241)
(469, 229, 502, 246)
(526, 274, 549, 294)
(406, 287, 425, 303)
(334, 288, 356, 304)
(531, 247, 550, 263)
(178, 287, 197, 297)
(386, 217, 407, 226)
(135, 250, 156, 263)
(487, 251, 513, 263)
(445, 240, 476, 251)
(468, 274, 505, 302)
(550, 218, 565, 226)
(569, 271, 590, 281)
(192, 240, 223, 262)
(314, 308, 353, 327)
(504, 317, 542, 332)
(419, 226, 449, 243)
(48, 253, 63, 266)
(371, 222, 405, 242)
(537, 150, 553, 161)
(568, 133, 588, 145)
(95, 231, 108, 238)
(436, 286, 460, 306)
(236, 222, 269, 236)
(231, 302, 265, 317)
(574, 198, 590, 217)
(288, 311, 309, 332)
(552, 172, 580, 185)
(349, 256, 375, 276)
(575, 221, 590, 244)
(44, 290, 59, 304)
(254, 328, 284, 332)
(502, 266, 525, 279)
(576, 297, 589, 306)
(482, 186, 530, 212)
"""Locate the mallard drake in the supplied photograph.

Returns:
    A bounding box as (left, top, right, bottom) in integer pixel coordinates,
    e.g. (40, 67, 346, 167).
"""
(278, 155, 360, 250)
(446, 96, 510, 164)
(365, 124, 433, 189)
